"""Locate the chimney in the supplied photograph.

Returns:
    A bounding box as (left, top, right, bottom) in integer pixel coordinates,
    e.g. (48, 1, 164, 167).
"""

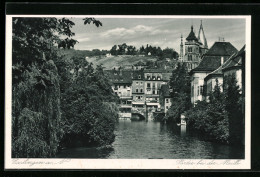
(221, 57, 224, 65)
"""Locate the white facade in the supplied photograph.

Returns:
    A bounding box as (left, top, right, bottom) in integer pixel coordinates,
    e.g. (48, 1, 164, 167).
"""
(164, 98, 172, 113)
(112, 84, 132, 98)
(190, 72, 209, 105)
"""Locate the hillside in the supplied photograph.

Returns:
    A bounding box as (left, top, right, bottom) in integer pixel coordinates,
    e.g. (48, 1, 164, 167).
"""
(86, 55, 158, 69)
(58, 49, 158, 70)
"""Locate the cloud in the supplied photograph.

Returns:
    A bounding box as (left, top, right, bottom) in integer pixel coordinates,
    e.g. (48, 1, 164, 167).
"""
(77, 37, 90, 42)
(100, 25, 171, 38)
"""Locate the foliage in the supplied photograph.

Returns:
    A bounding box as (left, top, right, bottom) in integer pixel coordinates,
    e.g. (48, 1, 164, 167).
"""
(12, 17, 104, 158)
(165, 63, 191, 123)
(185, 76, 244, 145)
(12, 61, 62, 157)
(169, 63, 190, 97)
(165, 92, 191, 123)
(223, 74, 244, 145)
(109, 43, 178, 59)
(60, 60, 119, 147)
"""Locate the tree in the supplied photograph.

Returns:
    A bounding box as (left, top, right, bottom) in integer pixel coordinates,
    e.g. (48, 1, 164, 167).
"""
(118, 43, 128, 55)
(12, 17, 102, 157)
(110, 45, 118, 56)
(224, 74, 244, 145)
(169, 63, 190, 97)
(60, 63, 119, 147)
(185, 80, 229, 143)
(165, 63, 191, 123)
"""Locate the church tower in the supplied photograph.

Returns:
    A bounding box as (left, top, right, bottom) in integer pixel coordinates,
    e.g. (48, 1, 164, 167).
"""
(184, 25, 200, 63)
(179, 34, 184, 61)
(197, 20, 208, 56)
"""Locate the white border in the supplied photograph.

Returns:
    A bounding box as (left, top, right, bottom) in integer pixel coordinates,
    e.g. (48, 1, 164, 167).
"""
(5, 15, 251, 170)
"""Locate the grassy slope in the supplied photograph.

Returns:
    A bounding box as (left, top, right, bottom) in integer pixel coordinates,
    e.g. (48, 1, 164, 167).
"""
(59, 49, 158, 69)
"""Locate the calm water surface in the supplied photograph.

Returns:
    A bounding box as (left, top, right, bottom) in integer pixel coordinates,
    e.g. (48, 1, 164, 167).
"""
(56, 120, 244, 159)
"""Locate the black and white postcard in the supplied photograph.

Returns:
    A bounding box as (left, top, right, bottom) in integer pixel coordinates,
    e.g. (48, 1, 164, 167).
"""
(5, 15, 251, 169)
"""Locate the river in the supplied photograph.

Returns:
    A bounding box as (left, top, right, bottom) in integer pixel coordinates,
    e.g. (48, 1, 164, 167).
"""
(56, 120, 244, 159)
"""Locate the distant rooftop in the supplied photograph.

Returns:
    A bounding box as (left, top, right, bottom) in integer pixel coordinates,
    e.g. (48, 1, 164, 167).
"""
(191, 41, 238, 73)
(104, 69, 132, 84)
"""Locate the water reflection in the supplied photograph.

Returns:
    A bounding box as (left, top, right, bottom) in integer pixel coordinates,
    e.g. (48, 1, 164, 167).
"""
(180, 125, 186, 137)
(56, 120, 244, 159)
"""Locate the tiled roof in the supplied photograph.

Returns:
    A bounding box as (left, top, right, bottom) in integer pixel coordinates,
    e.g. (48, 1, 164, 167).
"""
(144, 69, 164, 73)
(204, 45, 245, 81)
(104, 70, 132, 84)
(205, 42, 238, 56)
(222, 45, 245, 71)
(191, 42, 238, 73)
(134, 61, 147, 66)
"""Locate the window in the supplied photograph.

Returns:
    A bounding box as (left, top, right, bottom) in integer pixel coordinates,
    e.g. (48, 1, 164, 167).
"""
(188, 47, 192, 52)
(152, 90, 155, 94)
(197, 86, 200, 96)
(166, 99, 169, 103)
(138, 75, 141, 79)
(147, 75, 151, 80)
(141, 82, 143, 85)
(188, 55, 192, 61)
(166, 106, 169, 109)
(124, 85, 126, 88)
(136, 89, 138, 93)
(200, 86, 204, 96)
(152, 83, 155, 88)
(147, 83, 151, 88)
(136, 82, 139, 85)
(140, 89, 143, 93)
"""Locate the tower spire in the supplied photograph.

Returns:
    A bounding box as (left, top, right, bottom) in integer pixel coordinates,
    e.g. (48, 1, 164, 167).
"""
(180, 34, 184, 61)
(198, 20, 208, 49)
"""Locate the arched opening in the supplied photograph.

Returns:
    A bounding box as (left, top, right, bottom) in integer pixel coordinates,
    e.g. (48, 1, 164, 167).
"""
(131, 113, 145, 121)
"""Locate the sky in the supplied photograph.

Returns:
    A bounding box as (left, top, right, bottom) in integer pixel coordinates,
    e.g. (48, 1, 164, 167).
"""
(70, 17, 246, 53)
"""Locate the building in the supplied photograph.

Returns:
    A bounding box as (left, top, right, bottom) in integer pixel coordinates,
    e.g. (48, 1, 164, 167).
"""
(133, 61, 147, 70)
(144, 69, 164, 120)
(104, 69, 132, 118)
(159, 85, 172, 114)
(179, 21, 209, 71)
(190, 41, 238, 105)
(222, 45, 245, 90)
(204, 60, 225, 101)
(132, 70, 145, 108)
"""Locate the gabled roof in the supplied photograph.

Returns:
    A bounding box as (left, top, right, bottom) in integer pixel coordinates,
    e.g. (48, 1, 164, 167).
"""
(222, 45, 245, 71)
(205, 42, 238, 56)
(186, 26, 198, 41)
(190, 41, 238, 74)
(204, 45, 245, 81)
(104, 70, 132, 84)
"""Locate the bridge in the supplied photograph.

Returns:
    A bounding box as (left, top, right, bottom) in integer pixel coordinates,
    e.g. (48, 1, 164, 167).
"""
(131, 106, 146, 121)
